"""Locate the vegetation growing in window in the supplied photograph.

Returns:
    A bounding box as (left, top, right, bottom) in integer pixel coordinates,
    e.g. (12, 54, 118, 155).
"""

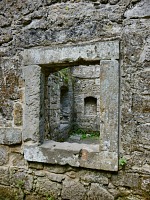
(58, 68, 70, 84)
(70, 127, 100, 140)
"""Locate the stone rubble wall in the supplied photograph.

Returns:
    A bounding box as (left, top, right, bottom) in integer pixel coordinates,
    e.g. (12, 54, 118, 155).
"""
(72, 65, 100, 131)
(48, 70, 73, 141)
(0, 0, 150, 199)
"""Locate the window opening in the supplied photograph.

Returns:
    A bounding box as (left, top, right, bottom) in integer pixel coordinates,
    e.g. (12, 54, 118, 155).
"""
(46, 65, 100, 143)
(23, 40, 119, 171)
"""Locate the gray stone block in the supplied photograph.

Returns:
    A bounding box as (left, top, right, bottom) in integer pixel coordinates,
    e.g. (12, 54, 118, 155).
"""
(23, 65, 45, 143)
(0, 146, 9, 166)
(24, 141, 118, 171)
(124, 0, 150, 19)
(0, 167, 9, 185)
(0, 128, 22, 145)
(22, 40, 119, 66)
(87, 183, 114, 200)
(100, 60, 119, 152)
(62, 178, 86, 200)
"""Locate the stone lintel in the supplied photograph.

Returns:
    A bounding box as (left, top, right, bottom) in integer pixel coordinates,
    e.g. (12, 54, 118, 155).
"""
(24, 141, 118, 171)
(22, 40, 119, 66)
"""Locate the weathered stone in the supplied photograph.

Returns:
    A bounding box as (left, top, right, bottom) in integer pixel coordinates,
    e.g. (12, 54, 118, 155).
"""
(132, 95, 150, 113)
(24, 19, 47, 30)
(0, 128, 22, 145)
(0, 167, 9, 186)
(132, 164, 150, 174)
(34, 170, 46, 177)
(111, 172, 140, 188)
(109, 0, 119, 5)
(0, 34, 13, 45)
(116, 194, 147, 200)
(10, 168, 33, 192)
(9, 153, 27, 167)
(13, 102, 23, 126)
(100, 0, 108, 3)
(0, 185, 24, 200)
(25, 194, 47, 200)
(0, 68, 20, 125)
(44, 164, 70, 174)
(0, 146, 9, 166)
(139, 45, 150, 62)
(137, 124, 150, 146)
(141, 176, 150, 193)
(36, 176, 61, 198)
(62, 178, 86, 200)
(10, 145, 21, 153)
(80, 172, 109, 185)
(22, 65, 45, 143)
(99, 60, 119, 152)
(24, 141, 118, 171)
(46, 172, 65, 182)
(22, 41, 119, 66)
(29, 162, 44, 170)
(0, 15, 12, 28)
(66, 171, 77, 179)
(124, 0, 150, 18)
(134, 70, 150, 95)
(108, 183, 115, 189)
(86, 183, 114, 200)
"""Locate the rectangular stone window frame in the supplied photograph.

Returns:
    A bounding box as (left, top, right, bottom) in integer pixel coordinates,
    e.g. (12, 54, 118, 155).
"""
(22, 40, 120, 171)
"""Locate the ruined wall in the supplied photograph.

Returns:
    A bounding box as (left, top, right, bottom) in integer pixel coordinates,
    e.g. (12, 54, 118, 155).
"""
(48, 69, 73, 141)
(0, 0, 150, 199)
(72, 65, 100, 132)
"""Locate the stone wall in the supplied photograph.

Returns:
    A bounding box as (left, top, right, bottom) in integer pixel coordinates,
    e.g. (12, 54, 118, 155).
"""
(72, 65, 100, 132)
(47, 68, 74, 141)
(0, 0, 150, 199)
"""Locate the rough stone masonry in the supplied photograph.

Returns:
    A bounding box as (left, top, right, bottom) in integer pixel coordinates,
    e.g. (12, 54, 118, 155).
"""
(0, 0, 150, 199)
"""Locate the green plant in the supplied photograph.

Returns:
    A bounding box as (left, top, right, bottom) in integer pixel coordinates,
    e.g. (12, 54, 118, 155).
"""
(16, 179, 25, 189)
(65, 6, 69, 10)
(47, 197, 55, 200)
(70, 127, 99, 140)
(80, 131, 99, 140)
(46, 193, 55, 200)
(15, 179, 25, 200)
(81, 133, 87, 139)
(119, 157, 127, 166)
(58, 68, 69, 83)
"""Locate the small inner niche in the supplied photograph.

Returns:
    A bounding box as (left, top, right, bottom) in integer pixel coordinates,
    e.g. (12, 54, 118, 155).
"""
(84, 97, 97, 116)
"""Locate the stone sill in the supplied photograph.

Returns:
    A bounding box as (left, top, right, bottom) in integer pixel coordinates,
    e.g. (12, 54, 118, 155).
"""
(24, 140, 118, 171)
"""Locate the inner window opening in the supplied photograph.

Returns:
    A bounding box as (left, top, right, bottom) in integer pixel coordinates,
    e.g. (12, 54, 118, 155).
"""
(45, 65, 100, 144)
